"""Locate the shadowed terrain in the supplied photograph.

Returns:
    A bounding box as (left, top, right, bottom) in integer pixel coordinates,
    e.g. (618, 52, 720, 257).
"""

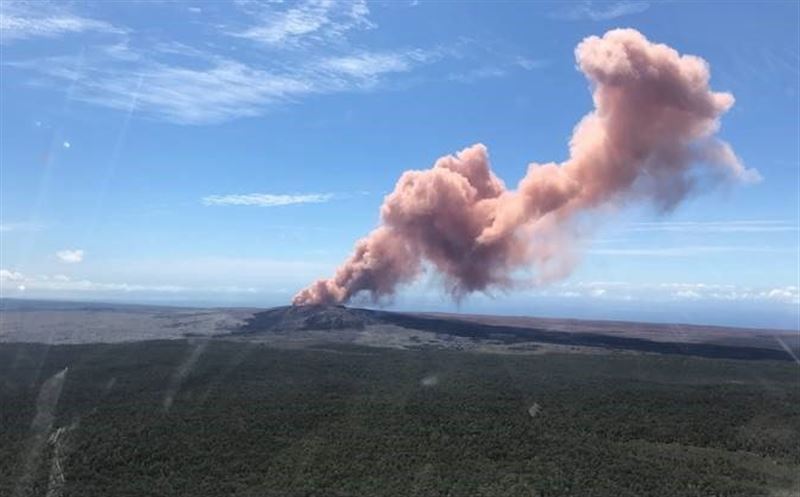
(2, 300, 797, 362)
(237, 305, 798, 362)
(3, 299, 797, 362)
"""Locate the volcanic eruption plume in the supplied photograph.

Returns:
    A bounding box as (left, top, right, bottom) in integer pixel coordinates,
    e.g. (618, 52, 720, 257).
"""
(293, 29, 760, 306)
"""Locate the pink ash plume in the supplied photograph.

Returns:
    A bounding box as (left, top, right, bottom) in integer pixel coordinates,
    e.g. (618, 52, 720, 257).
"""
(293, 29, 759, 306)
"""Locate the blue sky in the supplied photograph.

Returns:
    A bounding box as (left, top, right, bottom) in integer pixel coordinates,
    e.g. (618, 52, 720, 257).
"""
(1, 0, 798, 328)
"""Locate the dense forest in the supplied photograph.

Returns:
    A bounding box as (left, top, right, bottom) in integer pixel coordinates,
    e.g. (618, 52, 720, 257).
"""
(2, 340, 798, 496)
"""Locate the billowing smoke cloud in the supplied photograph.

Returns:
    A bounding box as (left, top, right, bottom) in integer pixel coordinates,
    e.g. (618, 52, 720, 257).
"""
(293, 29, 760, 306)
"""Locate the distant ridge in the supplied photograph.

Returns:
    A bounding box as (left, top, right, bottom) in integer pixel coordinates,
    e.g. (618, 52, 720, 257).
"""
(237, 305, 796, 362)
(0, 297, 189, 312)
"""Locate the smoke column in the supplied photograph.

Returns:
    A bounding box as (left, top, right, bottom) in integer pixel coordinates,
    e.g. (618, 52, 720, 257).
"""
(293, 29, 760, 306)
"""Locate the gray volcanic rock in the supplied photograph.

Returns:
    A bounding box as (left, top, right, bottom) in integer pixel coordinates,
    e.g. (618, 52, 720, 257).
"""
(239, 305, 378, 332)
(235, 305, 795, 362)
(3, 299, 793, 362)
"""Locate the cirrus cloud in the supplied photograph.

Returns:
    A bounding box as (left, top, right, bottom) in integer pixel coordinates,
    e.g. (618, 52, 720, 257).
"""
(0, 0, 124, 42)
(202, 193, 334, 207)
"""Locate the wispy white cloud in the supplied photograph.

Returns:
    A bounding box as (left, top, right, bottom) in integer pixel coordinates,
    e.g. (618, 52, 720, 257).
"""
(202, 193, 334, 207)
(56, 249, 84, 264)
(0, 221, 43, 232)
(102, 60, 309, 124)
(0, 269, 27, 292)
(514, 56, 548, 70)
(0, 269, 25, 282)
(100, 257, 333, 287)
(765, 287, 800, 305)
(588, 245, 793, 257)
(232, 0, 373, 47)
(8, 52, 316, 124)
(667, 283, 800, 305)
(0, 255, 331, 296)
(551, 1, 650, 21)
(0, 270, 257, 294)
(447, 66, 508, 84)
(623, 220, 798, 234)
(446, 51, 547, 85)
(0, 1, 124, 42)
(559, 281, 800, 305)
(318, 50, 428, 82)
(3, 1, 522, 124)
(9, 38, 436, 124)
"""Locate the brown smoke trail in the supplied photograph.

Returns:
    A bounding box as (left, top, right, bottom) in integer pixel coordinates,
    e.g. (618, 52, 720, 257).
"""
(293, 29, 760, 306)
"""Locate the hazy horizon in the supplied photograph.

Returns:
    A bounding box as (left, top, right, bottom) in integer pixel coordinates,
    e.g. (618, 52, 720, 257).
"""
(2, 294, 796, 332)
